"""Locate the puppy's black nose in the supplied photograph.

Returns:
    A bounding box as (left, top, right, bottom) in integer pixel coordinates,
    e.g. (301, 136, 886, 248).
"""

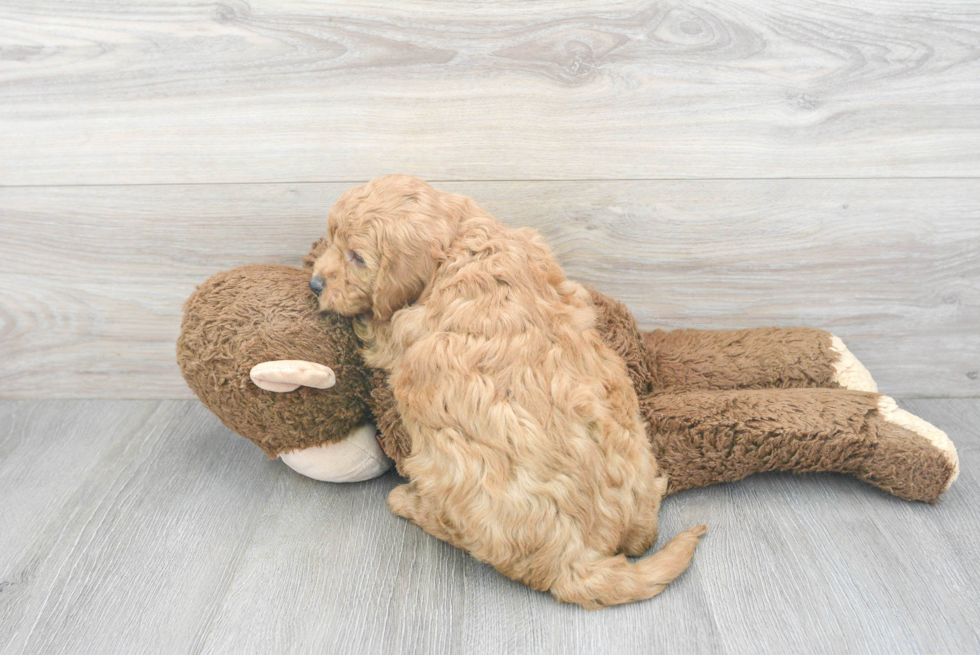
(309, 275, 325, 296)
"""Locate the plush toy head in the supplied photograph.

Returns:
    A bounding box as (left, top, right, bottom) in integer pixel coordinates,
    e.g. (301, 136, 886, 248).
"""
(177, 263, 372, 458)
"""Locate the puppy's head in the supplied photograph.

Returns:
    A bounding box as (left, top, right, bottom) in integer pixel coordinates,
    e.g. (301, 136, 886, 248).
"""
(310, 175, 467, 321)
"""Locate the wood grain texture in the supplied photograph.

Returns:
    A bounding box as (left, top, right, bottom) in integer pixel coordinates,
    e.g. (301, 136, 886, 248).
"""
(198, 460, 469, 654)
(2, 180, 977, 398)
(2, 0, 976, 650)
(0, 400, 282, 654)
(1, 1, 979, 184)
(1, 399, 977, 654)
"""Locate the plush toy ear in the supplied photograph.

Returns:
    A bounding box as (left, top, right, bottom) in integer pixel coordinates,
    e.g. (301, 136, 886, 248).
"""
(249, 360, 336, 392)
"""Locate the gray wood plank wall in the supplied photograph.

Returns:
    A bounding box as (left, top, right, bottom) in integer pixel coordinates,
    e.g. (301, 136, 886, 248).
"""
(1, 1, 978, 399)
(3, 0, 979, 183)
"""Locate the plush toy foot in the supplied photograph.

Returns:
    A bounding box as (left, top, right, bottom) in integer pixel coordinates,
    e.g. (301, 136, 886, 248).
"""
(279, 423, 394, 482)
(829, 336, 877, 392)
(864, 396, 959, 500)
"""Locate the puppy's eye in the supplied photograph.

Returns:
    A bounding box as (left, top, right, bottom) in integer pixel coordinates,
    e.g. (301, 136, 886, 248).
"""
(346, 250, 365, 266)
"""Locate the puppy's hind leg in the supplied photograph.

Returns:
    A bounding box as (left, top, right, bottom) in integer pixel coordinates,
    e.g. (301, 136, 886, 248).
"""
(550, 525, 706, 610)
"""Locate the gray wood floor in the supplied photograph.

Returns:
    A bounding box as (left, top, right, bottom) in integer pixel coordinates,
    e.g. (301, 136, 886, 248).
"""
(1, 398, 977, 654)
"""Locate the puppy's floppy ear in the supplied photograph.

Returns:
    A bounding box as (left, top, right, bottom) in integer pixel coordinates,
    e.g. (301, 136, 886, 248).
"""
(369, 186, 470, 321)
(372, 237, 438, 322)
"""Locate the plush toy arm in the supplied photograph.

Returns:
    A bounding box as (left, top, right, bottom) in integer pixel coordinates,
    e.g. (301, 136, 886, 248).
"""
(642, 327, 877, 393)
(365, 368, 413, 475)
(644, 388, 958, 502)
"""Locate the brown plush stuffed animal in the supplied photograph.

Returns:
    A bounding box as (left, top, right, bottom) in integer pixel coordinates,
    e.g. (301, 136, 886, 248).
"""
(177, 242, 958, 502)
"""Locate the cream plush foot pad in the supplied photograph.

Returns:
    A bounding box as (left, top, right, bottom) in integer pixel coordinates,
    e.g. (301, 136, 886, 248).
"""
(829, 335, 878, 393)
(280, 423, 393, 483)
(877, 396, 959, 491)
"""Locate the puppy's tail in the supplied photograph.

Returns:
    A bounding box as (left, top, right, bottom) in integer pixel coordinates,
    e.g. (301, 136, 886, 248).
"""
(550, 525, 707, 610)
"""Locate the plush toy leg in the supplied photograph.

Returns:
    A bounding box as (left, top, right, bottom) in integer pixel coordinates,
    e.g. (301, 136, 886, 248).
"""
(642, 389, 957, 502)
(279, 423, 393, 483)
(642, 327, 876, 393)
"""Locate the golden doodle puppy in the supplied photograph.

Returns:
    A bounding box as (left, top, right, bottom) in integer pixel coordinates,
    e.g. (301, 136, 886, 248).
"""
(310, 175, 706, 609)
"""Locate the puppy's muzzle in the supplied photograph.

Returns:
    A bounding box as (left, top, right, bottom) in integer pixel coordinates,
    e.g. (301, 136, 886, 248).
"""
(309, 275, 326, 296)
